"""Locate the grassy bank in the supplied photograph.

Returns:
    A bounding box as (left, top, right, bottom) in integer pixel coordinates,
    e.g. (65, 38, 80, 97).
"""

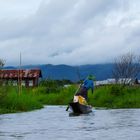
(1, 84, 140, 114)
(89, 85, 140, 108)
(0, 85, 77, 114)
(0, 86, 43, 114)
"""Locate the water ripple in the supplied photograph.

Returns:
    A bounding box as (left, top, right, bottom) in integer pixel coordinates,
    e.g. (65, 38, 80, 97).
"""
(0, 106, 140, 140)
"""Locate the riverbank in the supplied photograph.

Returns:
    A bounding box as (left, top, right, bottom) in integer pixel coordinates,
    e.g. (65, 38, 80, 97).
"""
(0, 85, 76, 114)
(0, 85, 140, 114)
(89, 85, 140, 108)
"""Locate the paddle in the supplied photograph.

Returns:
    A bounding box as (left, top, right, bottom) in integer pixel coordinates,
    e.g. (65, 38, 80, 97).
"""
(66, 84, 81, 111)
(66, 102, 71, 111)
(66, 106, 69, 111)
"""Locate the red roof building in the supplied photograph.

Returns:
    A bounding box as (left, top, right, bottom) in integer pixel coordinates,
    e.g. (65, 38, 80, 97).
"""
(0, 69, 42, 87)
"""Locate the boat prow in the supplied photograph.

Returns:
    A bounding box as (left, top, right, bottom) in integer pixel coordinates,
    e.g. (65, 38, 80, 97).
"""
(69, 102, 92, 114)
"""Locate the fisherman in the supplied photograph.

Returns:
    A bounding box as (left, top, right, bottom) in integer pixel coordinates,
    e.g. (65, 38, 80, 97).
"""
(75, 74, 94, 101)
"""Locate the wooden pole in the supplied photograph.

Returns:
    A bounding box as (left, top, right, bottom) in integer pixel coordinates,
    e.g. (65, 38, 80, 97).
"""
(18, 52, 22, 95)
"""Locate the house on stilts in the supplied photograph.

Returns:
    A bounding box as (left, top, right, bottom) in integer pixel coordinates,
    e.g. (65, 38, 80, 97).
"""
(0, 69, 42, 87)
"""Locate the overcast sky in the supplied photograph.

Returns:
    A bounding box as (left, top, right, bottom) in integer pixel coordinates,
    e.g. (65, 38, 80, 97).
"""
(0, 0, 140, 66)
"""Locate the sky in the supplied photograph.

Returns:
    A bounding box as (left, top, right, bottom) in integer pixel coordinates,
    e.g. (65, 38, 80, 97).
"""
(0, 0, 140, 66)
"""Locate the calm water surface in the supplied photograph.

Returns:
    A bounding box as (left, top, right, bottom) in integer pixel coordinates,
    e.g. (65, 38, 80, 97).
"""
(0, 106, 140, 140)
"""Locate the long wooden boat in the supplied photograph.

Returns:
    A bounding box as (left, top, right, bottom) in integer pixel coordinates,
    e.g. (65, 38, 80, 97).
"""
(69, 102, 92, 114)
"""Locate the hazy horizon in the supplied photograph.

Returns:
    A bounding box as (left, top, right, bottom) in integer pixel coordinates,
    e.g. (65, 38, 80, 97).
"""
(4, 62, 114, 67)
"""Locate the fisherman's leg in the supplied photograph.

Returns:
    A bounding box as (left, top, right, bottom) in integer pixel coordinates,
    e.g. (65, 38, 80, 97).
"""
(76, 87, 87, 100)
(75, 87, 84, 96)
(82, 88, 88, 101)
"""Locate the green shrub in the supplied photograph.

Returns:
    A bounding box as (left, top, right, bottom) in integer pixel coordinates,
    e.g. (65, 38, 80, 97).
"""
(110, 85, 124, 96)
(0, 86, 43, 114)
(39, 80, 63, 93)
(0, 86, 8, 105)
(90, 85, 140, 108)
(1, 84, 140, 114)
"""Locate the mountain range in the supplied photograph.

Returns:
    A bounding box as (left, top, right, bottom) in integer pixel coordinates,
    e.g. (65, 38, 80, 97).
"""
(4, 64, 114, 82)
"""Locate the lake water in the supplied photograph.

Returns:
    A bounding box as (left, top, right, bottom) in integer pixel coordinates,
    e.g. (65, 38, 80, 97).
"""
(0, 106, 140, 140)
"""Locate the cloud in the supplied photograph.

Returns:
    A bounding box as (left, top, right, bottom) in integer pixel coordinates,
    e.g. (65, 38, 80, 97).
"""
(0, 0, 140, 66)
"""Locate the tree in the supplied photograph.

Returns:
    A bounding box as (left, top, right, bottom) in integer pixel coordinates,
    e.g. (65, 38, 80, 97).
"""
(112, 52, 140, 85)
(0, 59, 5, 69)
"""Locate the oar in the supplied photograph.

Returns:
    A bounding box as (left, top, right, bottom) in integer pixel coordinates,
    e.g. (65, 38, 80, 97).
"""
(66, 104, 70, 111)
(66, 84, 81, 111)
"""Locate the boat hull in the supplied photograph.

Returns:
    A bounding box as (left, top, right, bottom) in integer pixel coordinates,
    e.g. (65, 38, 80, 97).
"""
(69, 102, 92, 114)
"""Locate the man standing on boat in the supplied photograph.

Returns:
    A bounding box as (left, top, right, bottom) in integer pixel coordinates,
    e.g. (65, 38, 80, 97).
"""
(75, 74, 94, 101)
(66, 74, 94, 112)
